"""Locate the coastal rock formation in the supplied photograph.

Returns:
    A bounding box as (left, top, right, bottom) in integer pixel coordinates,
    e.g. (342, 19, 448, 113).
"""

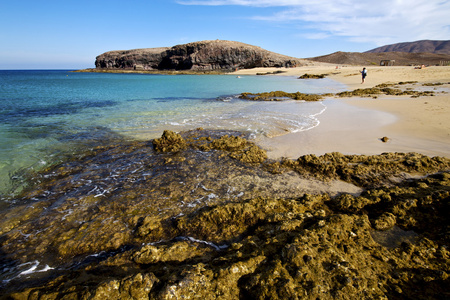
(94, 47, 170, 70)
(95, 40, 306, 71)
(1, 130, 449, 299)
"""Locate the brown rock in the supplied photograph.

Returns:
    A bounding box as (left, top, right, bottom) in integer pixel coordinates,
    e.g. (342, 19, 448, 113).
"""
(153, 130, 187, 152)
(95, 40, 307, 71)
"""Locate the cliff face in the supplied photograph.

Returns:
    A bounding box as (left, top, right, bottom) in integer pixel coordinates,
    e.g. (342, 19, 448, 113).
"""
(95, 40, 305, 71)
(95, 47, 170, 70)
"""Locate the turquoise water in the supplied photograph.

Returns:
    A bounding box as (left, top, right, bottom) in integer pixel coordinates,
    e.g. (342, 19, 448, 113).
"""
(0, 70, 346, 197)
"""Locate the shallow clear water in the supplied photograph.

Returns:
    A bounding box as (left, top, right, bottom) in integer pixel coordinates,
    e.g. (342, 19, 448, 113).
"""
(0, 70, 346, 197)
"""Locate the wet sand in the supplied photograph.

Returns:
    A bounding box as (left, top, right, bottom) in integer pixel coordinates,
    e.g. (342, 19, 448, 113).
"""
(234, 66, 450, 158)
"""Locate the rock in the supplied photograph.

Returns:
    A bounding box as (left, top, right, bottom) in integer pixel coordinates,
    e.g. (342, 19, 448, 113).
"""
(95, 40, 307, 71)
(132, 241, 211, 264)
(381, 136, 390, 143)
(298, 73, 326, 79)
(95, 47, 170, 70)
(1, 131, 450, 299)
(373, 212, 397, 230)
(230, 145, 268, 164)
(88, 273, 158, 300)
(153, 130, 187, 152)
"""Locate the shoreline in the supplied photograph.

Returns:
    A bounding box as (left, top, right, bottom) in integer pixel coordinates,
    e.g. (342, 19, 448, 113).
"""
(1, 67, 450, 298)
(233, 66, 450, 158)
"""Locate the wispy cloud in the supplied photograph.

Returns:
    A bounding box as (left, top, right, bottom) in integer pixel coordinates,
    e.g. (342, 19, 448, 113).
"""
(177, 0, 450, 45)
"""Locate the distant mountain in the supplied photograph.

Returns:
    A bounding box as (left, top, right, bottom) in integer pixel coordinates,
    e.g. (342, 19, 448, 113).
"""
(95, 40, 309, 71)
(366, 40, 450, 54)
(308, 51, 450, 66)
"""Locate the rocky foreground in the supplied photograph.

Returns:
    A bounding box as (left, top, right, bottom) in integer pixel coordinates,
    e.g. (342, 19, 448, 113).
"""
(0, 130, 449, 299)
(94, 40, 308, 71)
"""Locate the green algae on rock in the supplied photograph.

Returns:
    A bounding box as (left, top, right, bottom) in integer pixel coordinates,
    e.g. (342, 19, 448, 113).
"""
(239, 81, 439, 103)
(298, 73, 327, 79)
(240, 91, 323, 101)
(153, 130, 187, 152)
(275, 152, 450, 188)
(336, 83, 436, 98)
(1, 130, 449, 299)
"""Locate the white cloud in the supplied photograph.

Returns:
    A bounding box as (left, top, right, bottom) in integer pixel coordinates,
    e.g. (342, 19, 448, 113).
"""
(178, 0, 450, 45)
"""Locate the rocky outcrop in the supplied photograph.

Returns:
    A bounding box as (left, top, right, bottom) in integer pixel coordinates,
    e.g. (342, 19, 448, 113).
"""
(95, 40, 306, 71)
(94, 47, 170, 70)
(1, 130, 449, 299)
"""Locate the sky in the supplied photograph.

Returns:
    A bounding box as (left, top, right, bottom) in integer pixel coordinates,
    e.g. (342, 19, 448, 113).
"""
(1, 0, 449, 69)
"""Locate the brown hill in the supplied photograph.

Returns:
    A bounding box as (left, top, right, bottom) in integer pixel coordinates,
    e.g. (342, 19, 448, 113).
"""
(366, 40, 450, 54)
(95, 40, 308, 71)
(308, 51, 450, 66)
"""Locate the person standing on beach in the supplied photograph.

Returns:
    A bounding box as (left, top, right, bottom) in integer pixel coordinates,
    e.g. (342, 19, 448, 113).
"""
(361, 67, 367, 84)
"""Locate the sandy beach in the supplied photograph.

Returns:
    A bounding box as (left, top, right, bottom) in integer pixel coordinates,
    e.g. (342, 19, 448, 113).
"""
(2, 67, 450, 299)
(234, 65, 450, 158)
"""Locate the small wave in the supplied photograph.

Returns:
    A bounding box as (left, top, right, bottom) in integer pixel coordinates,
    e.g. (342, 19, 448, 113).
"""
(1, 260, 54, 285)
(176, 236, 229, 251)
(216, 94, 240, 102)
(291, 102, 327, 133)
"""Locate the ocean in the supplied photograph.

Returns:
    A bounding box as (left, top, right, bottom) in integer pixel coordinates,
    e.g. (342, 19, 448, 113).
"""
(0, 70, 346, 198)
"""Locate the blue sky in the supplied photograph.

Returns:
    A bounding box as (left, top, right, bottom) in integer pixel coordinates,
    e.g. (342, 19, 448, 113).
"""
(1, 0, 449, 69)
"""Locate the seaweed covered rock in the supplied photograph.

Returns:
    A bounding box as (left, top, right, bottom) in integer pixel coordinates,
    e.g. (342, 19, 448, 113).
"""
(1, 130, 450, 299)
(208, 135, 248, 151)
(240, 91, 323, 101)
(279, 152, 450, 188)
(336, 83, 435, 98)
(298, 73, 327, 79)
(14, 171, 448, 299)
(153, 130, 187, 152)
(373, 212, 397, 230)
(230, 145, 268, 163)
(198, 134, 268, 163)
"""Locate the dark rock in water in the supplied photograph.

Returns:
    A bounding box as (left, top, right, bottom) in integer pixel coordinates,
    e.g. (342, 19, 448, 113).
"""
(95, 40, 307, 71)
(0, 130, 449, 299)
(381, 136, 390, 143)
(298, 73, 327, 79)
(240, 91, 323, 102)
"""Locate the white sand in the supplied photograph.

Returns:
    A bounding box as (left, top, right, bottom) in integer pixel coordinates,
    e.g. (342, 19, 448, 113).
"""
(234, 66, 450, 158)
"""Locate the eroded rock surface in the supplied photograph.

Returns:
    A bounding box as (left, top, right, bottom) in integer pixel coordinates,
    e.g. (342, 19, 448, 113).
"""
(0, 130, 449, 299)
(95, 40, 306, 71)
